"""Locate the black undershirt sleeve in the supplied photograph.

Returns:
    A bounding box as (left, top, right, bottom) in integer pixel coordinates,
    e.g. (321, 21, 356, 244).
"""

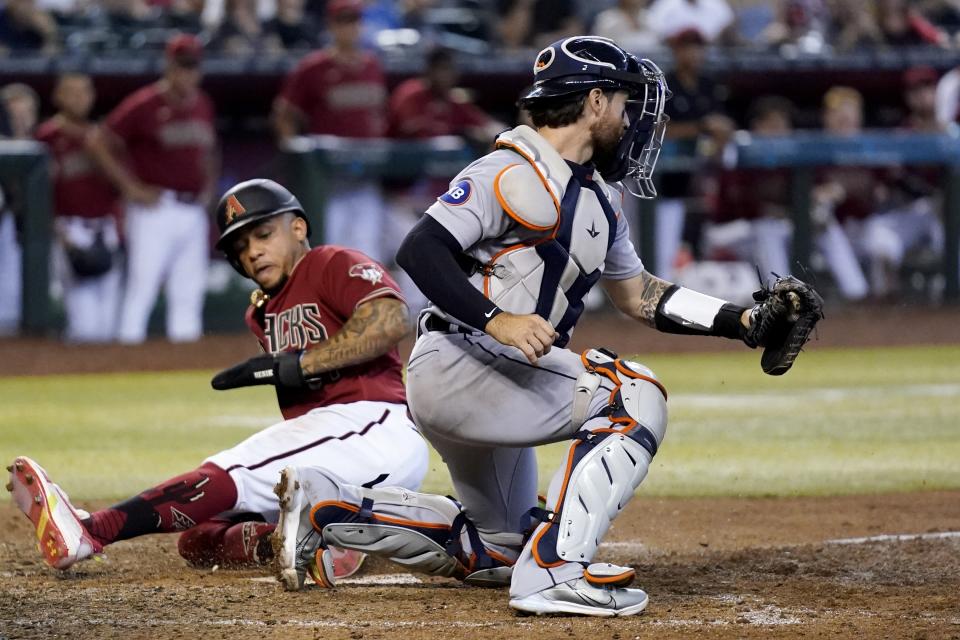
(396, 215, 503, 330)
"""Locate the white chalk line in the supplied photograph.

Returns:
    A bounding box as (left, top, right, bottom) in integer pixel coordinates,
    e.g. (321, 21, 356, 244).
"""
(825, 531, 960, 545)
(9, 617, 529, 630)
(248, 573, 422, 586)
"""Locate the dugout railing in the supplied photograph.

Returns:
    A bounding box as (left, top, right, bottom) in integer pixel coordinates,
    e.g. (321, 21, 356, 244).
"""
(6, 132, 959, 335)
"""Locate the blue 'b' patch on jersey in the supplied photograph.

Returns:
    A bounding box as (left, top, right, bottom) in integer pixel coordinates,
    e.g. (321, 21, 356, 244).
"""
(439, 180, 472, 206)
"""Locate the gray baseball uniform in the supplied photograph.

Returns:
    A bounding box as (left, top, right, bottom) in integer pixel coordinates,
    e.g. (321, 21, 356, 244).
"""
(400, 125, 666, 597)
(306, 123, 669, 601)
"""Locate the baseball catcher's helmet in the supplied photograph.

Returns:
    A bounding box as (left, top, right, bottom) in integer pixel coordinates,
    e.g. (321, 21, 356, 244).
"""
(519, 36, 670, 198)
(214, 178, 311, 275)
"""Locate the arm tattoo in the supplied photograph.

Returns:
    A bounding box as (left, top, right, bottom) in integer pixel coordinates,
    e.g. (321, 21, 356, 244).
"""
(635, 271, 671, 328)
(300, 297, 410, 376)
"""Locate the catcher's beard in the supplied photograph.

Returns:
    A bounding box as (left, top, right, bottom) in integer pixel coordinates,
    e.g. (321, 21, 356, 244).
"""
(589, 115, 625, 174)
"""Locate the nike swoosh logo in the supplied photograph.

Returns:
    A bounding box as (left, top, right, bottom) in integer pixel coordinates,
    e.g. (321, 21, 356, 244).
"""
(484, 308, 497, 318)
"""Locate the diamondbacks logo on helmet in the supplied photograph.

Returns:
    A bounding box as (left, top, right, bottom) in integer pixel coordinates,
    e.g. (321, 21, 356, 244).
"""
(224, 194, 246, 224)
(349, 262, 384, 285)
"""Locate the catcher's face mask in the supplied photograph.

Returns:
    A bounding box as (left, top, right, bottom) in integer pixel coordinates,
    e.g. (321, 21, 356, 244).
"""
(595, 58, 670, 199)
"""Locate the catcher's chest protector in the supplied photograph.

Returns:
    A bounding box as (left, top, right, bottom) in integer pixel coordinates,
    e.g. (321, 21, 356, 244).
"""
(488, 126, 619, 347)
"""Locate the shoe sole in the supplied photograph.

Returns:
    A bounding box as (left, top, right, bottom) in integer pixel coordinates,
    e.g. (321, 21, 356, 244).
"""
(271, 467, 304, 591)
(508, 593, 648, 618)
(7, 457, 93, 570)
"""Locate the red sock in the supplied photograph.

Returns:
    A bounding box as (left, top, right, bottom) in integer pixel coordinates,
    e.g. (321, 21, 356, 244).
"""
(177, 518, 276, 567)
(83, 463, 238, 546)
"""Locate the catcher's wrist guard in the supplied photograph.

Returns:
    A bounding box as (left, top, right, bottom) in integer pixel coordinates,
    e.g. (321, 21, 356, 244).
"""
(654, 285, 747, 340)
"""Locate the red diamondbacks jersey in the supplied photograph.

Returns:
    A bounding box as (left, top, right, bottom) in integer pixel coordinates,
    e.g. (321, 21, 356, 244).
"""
(35, 117, 120, 219)
(280, 49, 386, 138)
(105, 83, 216, 195)
(245, 246, 406, 420)
(387, 78, 491, 139)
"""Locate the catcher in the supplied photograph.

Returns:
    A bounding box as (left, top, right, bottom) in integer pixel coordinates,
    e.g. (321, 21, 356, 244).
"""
(7, 179, 428, 585)
(270, 36, 824, 616)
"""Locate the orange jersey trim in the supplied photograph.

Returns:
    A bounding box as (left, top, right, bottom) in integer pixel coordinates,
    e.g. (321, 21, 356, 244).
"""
(309, 500, 451, 532)
(531, 439, 582, 569)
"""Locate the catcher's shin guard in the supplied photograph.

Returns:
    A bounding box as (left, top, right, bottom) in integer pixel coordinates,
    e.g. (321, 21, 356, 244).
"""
(313, 486, 515, 586)
(532, 349, 667, 567)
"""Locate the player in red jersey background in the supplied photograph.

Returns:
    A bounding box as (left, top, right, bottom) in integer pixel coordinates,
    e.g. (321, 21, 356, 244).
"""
(88, 33, 218, 344)
(8, 179, 428, 587)
(35, 73, 123, 343)
(272, 0, 388, 265)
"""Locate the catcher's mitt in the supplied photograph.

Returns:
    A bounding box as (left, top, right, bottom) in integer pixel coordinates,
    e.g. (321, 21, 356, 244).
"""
(743, 275, 824, 376)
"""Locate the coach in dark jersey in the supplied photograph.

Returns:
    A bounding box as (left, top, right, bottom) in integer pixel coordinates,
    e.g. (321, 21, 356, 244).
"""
(8, 179, 428, 588)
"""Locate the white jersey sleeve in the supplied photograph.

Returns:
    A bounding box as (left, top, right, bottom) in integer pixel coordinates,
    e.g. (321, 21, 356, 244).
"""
(424, 152, 516, 250)
(602, 191, 645, 281)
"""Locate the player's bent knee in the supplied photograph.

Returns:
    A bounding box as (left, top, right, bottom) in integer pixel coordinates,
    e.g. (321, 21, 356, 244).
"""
(577, 348, 668, 447)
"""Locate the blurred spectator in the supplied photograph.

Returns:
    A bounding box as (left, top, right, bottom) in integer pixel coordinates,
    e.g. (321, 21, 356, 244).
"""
(646, 0, 736, 44)
(496, 0, 584, 50)
(1, 82, 39, 138)
(35, 73, 123, 342)
(654, 27, 733, 281)
(732, 0, 777, 43)
(35, 0, 84, 22)
(902, 66, 943, 132)
(0, 0, 59, 53)
(935, 61, 960, 126)
(100, 0, 156, 27)
(0, 82, 38, 336)
(762, 0, 830, 54)
(88, 34, 217, 343)
(704, 95, 795, 282)
(917, 0, 960, 41)
(273, 0, 389, 263)
(201, 0, 273, 31)
(828, 0, 883, 50)
(859, 69, 945, 298)
(592, 0, 660, 53)
(263, 0, 317, 51)
(875, 0, 947, 47)
(811, 86, 871, 300)
(387, 47, 501, 143)
(208, 0, 283, 55)
(164, 0, 205, 33)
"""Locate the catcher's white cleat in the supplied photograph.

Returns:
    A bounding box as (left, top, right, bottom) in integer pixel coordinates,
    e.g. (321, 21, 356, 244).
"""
(6, 456, 102, 570)
(271, 466, 365, 591)
(509, 574, 648, 617)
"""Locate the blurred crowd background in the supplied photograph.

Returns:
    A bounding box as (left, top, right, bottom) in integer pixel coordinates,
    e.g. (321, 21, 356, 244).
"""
(1, 0, 959, 343)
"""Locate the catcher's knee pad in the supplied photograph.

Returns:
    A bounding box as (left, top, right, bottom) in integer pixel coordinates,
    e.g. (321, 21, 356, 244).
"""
(312, 486, 514, 586)
(534, 348, 667, 568)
